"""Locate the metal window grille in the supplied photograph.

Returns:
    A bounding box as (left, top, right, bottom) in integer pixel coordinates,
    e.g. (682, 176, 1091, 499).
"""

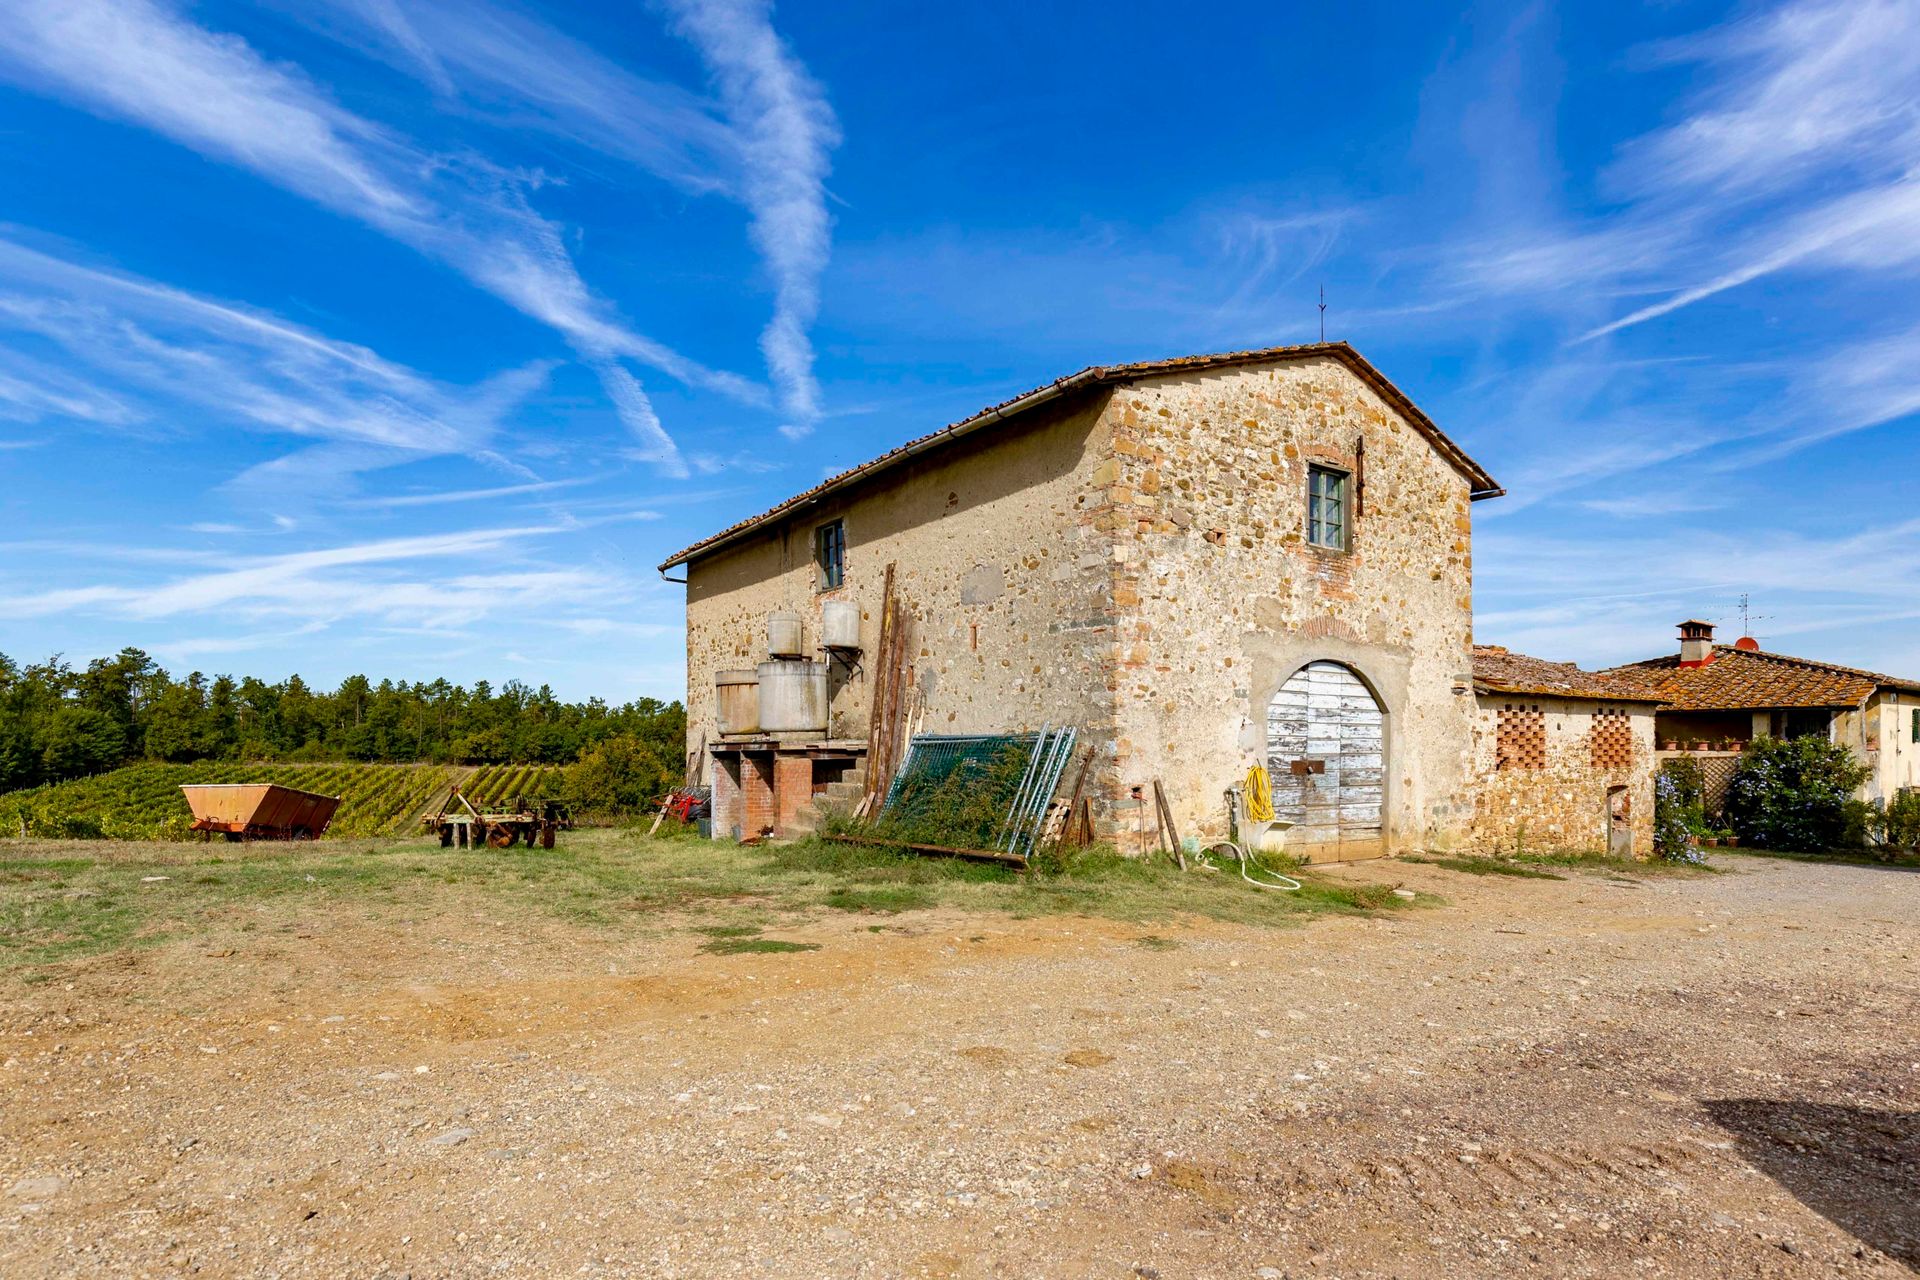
(1308, 466, 1347, 549)
(815, 520, 845, 590)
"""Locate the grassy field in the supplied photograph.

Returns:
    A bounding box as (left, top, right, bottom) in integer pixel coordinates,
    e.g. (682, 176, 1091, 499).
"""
(0, 760, 564, 842)
(0, 827, 1418, 976)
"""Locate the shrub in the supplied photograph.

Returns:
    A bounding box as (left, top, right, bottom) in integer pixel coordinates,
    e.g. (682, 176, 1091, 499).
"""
(563, 733, 680, 820)
(1840, 798, 1886, 851)
(1653, 772, 1704, 863)
(1724, 735, 1870, 853)
(1663, 755, 1708, 817)
(1887, 788, 1920, 850)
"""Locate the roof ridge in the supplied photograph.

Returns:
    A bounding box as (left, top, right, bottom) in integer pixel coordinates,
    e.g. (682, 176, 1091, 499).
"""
(1718, 643, 1920, 690)
(659, 342, 1501, 570)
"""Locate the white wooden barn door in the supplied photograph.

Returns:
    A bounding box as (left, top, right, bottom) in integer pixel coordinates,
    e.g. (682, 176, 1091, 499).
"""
(1265, 661, 1386, 862)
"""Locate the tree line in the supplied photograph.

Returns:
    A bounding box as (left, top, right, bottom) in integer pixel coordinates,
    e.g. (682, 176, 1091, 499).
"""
(0, 648, 687, 793)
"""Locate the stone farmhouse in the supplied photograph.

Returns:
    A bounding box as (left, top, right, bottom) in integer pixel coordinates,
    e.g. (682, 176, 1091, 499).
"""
(661, 342, 1662, 861)
(1611, 620, 1920, 812)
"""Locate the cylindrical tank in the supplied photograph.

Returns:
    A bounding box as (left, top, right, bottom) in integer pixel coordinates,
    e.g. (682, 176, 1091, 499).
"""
(767, 610, 804, 658)
(714, 669, 760, 737)
(820, 599, 861, 650)
(757, 660, 828, 733)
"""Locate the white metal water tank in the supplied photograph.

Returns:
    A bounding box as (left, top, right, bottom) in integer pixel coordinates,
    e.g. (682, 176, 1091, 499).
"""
(820, 599, 861, 650)
(714, 669, 760, 737)
(757, 660, 828, 733)
(766, 610, 804, 658)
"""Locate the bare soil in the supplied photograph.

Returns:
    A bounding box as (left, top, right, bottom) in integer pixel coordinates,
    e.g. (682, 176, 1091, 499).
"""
(2, 852, 1915, 1278)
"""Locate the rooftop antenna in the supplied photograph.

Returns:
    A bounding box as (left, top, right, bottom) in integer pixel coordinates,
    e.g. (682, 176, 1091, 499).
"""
(1735, 592, 1772, 640)
(1318, 284, 1327, 343)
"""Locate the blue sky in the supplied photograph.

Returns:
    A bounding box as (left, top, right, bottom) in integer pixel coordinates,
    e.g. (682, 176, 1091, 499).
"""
(0, 0, 1916, 701)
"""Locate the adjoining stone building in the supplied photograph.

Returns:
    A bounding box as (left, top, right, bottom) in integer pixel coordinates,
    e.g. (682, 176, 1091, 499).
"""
(1610, 620, 1920, 812)
(1467, 647, 1665, 857)
(661, 341, 1660, 860)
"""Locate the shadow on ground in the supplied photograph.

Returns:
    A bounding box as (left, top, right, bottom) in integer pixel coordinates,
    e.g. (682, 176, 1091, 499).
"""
(1704, 1099, 1919, 1268)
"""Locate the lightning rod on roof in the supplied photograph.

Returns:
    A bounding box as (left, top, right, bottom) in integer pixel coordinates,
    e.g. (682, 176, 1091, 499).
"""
(1318, 284, 1327, 343)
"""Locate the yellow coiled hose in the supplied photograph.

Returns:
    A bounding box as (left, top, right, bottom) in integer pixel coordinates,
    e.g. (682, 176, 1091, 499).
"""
(1242, 763, 1276, 824)
(1222, 763, 1297, 890)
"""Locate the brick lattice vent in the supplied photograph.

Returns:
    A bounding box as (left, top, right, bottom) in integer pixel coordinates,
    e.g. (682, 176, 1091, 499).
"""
(1590, 707, 1634, 770)
(1497, 703, 1547, 770)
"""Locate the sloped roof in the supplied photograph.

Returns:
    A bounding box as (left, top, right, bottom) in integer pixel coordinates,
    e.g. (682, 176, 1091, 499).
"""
(660, 341, 1503, 570)
(1472, 646, 1667, 703)
(1608, 645, 1920, 711)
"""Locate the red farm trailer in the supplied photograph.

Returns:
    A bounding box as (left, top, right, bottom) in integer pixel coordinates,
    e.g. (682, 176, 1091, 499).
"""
(180, 783, 341, 842)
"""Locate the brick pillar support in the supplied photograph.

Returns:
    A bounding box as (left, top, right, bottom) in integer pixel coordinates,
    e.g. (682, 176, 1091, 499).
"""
(711, 754, 743, 841)
(740, 753, 776, 839)
(773, 754, 814, 836)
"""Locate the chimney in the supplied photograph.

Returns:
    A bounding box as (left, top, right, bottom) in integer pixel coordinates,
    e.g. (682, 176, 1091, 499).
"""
(1678, 619, 1716, 666)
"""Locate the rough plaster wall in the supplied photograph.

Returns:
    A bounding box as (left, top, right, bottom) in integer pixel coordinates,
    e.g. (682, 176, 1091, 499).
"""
(682, 393, 1118, 761)
(1833, 704, 1874, 800)
(1091, 358, 1479, 853)
(1827, 699, 1920, 803)
(1873, 690, 1920, 802)
(1467, 697, 1656, 856)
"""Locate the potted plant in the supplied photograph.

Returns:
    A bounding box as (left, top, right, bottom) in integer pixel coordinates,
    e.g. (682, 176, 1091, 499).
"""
(1663, 738, 1681, 751)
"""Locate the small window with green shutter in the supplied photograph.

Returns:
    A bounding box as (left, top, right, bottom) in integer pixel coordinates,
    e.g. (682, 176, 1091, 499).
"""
(1912, 706, 1919, 743)
(814, 519, 845, 591)
(1307, 465, 1349, 551)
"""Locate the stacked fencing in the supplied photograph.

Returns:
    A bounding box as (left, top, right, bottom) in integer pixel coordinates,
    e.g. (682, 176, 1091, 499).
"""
(876, 728, 1077, 859)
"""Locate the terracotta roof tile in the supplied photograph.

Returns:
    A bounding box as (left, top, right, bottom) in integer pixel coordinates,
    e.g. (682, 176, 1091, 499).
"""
(1471, 646, 1667, 702)
(660, 341, 1501, 570)
(1607, 646, 1920, 711)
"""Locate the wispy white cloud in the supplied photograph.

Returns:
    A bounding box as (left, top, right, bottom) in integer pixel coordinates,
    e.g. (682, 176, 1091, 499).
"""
(345, 478, 593, 509)
(311, 0, 737, 194)
(663, 0, 839, 436)
(0, 0, 778, 474)
(0, 524, 601, 628)
(1578, 180, 1920, 340)
(1608, 0, 1920, 203)
(0, 235, 546, 483)
(1211, 206, 1357, 319)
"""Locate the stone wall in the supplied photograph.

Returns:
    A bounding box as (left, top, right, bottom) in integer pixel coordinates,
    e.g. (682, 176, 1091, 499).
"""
(1468, 696, 1656, 857)
(681, 352, 1498, 859)
(1091, 357, 1481, 855)
(683, 391, 1118, 761)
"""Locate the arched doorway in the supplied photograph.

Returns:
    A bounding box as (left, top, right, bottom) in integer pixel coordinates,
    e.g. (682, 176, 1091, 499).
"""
(1266, 661, 1386, 862)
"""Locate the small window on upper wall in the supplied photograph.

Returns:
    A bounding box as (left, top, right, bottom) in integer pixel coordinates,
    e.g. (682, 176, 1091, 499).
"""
(1912, 706, 1919, 743)
(814, 519, 845, 591)
(1307, 465, 1349, 550)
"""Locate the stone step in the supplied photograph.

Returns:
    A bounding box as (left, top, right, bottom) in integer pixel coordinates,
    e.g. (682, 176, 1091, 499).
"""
(775, 762, 871, 841)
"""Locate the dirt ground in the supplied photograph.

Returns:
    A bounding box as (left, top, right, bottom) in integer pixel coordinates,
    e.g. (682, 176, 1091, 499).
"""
(2, 851, 1915, 1279)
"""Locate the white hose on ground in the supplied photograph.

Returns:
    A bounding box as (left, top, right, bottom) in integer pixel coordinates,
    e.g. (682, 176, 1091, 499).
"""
(1206, 840, 1302, 891)
(1212, 785, 1299, 890)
